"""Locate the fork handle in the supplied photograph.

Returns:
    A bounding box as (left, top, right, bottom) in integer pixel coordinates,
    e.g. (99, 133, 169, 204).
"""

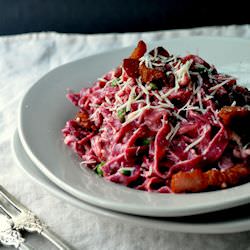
(41, 228, 72, 250)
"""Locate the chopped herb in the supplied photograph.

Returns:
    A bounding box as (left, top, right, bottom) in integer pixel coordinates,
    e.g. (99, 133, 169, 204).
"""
(141, 138, 151, 145)
(117, 108, 126, 123)
(119, 168, 134, 176)
(136, 138, 151, 146)
(195, 65, 208, 74)
(95, 162, 105, 176)
(110, 78, 119, 87)
(149, 82, 158, 90)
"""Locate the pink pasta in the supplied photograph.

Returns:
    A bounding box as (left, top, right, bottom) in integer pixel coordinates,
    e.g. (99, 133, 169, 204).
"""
(62, 41, 250, 193)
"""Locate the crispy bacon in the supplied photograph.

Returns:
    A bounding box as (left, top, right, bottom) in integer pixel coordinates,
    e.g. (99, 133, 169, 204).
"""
(124, 41, 167, 84)
(75, 111, 97, 132)
(139, 63, 166, 84)
(219, 106, 250, 143)
(123, 58, 140, 78)
(130, 40, 147, 60)
(171, 169, 208, 193)
(123, 41, 147, 78)
(218, 106, 250, 127)
(171, 164, 250, 193)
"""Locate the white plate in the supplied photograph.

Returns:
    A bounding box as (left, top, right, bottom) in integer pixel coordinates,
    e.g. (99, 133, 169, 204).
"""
(12, 131, 250, 234)
(18, 37, 250, 217)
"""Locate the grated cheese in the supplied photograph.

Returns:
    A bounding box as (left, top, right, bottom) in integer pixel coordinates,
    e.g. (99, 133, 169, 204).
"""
(126, 86, 136, 112)
(196, 87, 204, 112)
(139, 53, 153, 68)
(161, 87, 177, 99)
(184, 126, 208, 152)
(231, 101, 236, 106)
(137, 78, 149, 95)
(169, 122, 180, 141)
(209, 78, 234, 95)
(151, 91, 163, 101)
(124, 105, 149, 124)
(174, 60, 192, 84)
(105, 96, 112, 105)
(158, 101, 174, 109)
(204, 95, 214, 101)
(243, 142, 250, 150)
(97, 77, 107, 82)
(115, 93, 123, 104)
(166, 122, 180, 141)
(153, 47, 158, 60)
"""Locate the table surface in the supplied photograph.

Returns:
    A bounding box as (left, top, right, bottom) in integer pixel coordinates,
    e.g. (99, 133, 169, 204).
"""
(1, 25, 250, 250)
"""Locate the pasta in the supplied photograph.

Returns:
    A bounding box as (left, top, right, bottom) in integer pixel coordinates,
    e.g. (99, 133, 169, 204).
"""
(62, 41, 250, 193)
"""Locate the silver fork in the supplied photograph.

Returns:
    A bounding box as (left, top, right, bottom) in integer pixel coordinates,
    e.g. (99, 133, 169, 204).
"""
(0, 212, 35, 250)
(0, 185, 72, 250)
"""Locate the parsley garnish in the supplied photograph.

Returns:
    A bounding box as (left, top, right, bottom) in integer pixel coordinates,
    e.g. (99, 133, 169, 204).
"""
(149, 82, 158, 90)
(119, 168, 134, 176)
(95, 162, 105, 176)
(117, 108, 126, 123)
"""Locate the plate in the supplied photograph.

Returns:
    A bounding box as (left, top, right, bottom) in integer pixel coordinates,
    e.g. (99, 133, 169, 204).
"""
(12, 130, 250, 234)
(18, 37, 250, 217)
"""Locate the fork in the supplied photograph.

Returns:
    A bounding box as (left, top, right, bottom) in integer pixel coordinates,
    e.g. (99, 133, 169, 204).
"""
(0, 185, 72, 250)
(0, 212, 35, 250)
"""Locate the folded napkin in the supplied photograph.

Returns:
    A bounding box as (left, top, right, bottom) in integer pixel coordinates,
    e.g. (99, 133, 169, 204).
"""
(1, 25, 250, 250)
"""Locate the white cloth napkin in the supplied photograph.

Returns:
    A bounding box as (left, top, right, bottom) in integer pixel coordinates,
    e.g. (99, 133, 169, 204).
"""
(1, 25, 250, 250)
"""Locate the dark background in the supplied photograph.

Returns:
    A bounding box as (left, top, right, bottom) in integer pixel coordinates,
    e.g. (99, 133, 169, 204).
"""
(0, 0, 249, 35)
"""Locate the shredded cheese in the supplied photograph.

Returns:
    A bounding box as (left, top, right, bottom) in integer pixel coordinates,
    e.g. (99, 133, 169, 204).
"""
(124, 105, 149, 124)
(166, 122, 180, 141)
(126, 86, 136, 112)
(209, 78, 234, 95)
(97, 77, 107, 82)
(161, 87, 177, 99)
(231, 101, 236, 106)
(184, 126, 208, 152)
(105, 96, 112, 105)
(174, 60, 192, 84)
(151, 91, 163, 101)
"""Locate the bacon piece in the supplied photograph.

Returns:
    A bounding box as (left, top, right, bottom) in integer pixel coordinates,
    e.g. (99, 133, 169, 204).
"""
(130, 40, 147, 60)
(139, 63, 166, 84)
(223, 164, 250, 186)
(171, 169, 208, 193)
(218, 106, 250, 143)
(75, 111, 97, 132)
(123, 58, 140, 78)
(204, 169, 225, 187)
(218, 106, 250, 127)
(204, 164, 250, 187)
(171, 164, 250, 193)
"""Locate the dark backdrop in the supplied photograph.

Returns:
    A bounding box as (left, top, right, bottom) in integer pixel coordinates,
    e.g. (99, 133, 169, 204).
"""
(0, 0, 249, 35)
